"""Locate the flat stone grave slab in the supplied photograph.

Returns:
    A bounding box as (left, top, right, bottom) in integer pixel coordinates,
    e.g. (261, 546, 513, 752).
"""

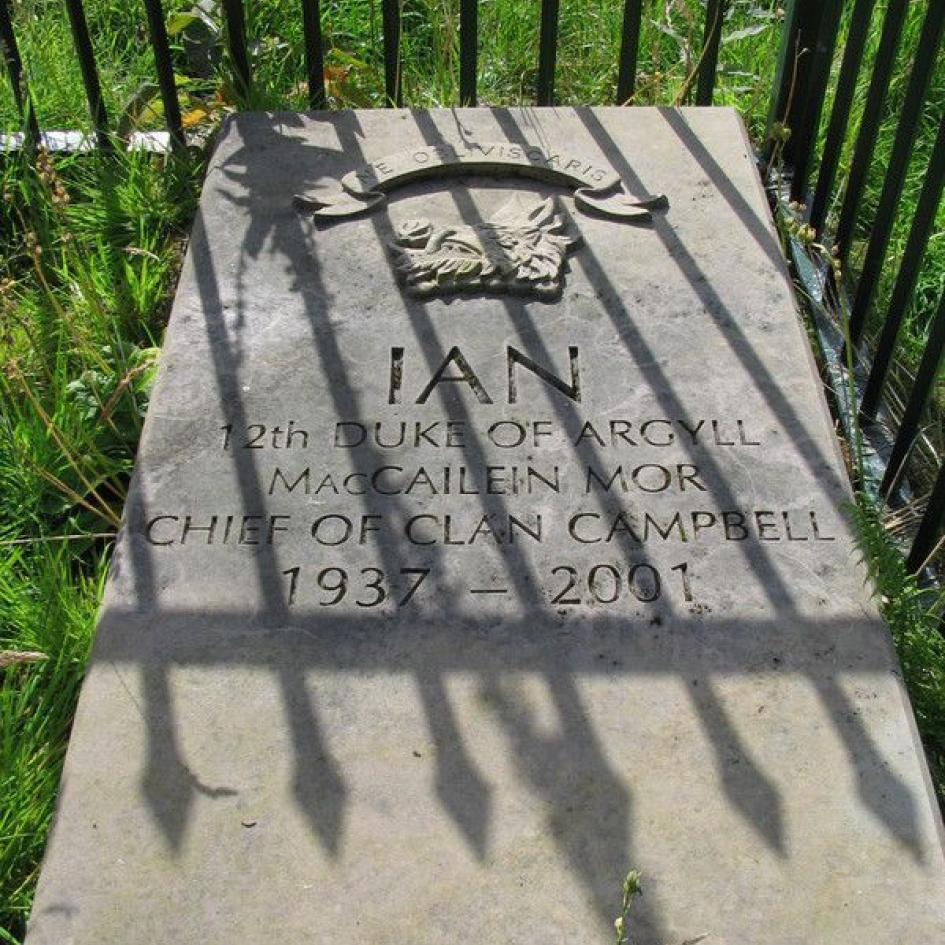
(26, 108, 945, 945)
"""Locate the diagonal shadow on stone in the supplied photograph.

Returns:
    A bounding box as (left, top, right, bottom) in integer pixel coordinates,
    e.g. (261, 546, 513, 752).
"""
(479, 672, 640, 937)
(416, 669, 493, 858)
(813, 673, 925, 862)
(280, 661, 348, 857)
(140, 662, 236, 850)
(687, 676, 785, 854)
(571, 108, 925, 861)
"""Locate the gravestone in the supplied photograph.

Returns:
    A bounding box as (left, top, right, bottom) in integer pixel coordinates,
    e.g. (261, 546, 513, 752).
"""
(25, 108, 945, 944)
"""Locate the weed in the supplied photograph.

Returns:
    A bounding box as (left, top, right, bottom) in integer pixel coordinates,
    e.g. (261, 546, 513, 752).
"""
(613, 869, 708, 945)
(614, 869, 643, 945)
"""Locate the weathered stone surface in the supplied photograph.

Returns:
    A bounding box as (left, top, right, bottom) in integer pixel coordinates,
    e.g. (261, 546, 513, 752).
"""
(25, 108, 945, 945)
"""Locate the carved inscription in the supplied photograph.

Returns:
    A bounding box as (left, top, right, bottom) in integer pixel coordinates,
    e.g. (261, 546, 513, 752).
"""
(143, 342, 837, 613)
(293, 141, 669, 223)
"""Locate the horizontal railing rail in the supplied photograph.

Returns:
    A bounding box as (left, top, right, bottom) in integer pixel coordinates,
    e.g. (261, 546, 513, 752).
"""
(1, 0, 943, 576)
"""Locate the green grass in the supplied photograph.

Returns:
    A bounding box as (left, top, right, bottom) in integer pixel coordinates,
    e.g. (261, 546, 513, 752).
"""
(850, 493, 945, 803)
(0, 1, 786, 126)
(0, 546, 104, 941)
(0, 2, 944, 942)
(1, 145, 202, 943)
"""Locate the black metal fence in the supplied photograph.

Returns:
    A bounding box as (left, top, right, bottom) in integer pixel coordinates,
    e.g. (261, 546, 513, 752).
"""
(1, 0, 943, 574)
(1, 1, 733, 148)
(769, 0, 945, 574)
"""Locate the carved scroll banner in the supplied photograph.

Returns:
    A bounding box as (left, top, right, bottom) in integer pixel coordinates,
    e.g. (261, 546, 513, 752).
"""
(293, 142, 668, 222)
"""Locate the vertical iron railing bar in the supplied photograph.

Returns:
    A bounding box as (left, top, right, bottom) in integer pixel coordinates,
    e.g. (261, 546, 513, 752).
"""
(382, 0, 402, 107)
(848, 1, 945, 346)
(616, 0, 642, 105)
(536, 0, 559, 106)
(860, 115, 945, 421)
(880, 289, 945, 499)
(142, 0, 184, 151)
(0, 0, 38, 139)
(220, 0, 251, 101)
(767, 0, 799, 134)
(695, 0, 727, 107)
(907, 459, 945, 573)
(788, 0, 843, 202)
(301, 0, 326, 109)
(834, 0, 908, 260)
(809, 0, 876, 234)
(766, 0, 824, 166)
(459, 0, 477, 106)
(63, 0, 110, 149)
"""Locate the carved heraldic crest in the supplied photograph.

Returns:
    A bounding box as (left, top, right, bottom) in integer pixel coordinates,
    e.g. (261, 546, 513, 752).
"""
(389, 196, 578, 298)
